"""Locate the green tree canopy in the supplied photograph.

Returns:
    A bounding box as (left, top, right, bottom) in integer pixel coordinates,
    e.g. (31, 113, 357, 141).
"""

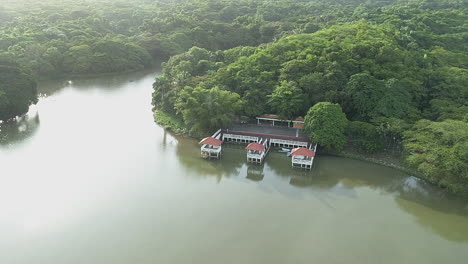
(175, 86, 242, 135)
(267, 80, 304, 120)
(346, 121, 383, 153)
(404, 119, 468, 194)
(304, 102, 348, 150)
(0, 65, 37, 121)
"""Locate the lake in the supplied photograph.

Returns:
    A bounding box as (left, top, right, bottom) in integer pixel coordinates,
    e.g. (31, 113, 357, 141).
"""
(1, 70, 467, 264)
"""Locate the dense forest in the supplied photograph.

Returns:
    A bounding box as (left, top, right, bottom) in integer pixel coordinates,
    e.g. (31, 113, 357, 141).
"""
(1, 0, 391, 77)
(150, 0, 468, 193)
(1, 0, 396, 119)
(0, 0, 467, 193)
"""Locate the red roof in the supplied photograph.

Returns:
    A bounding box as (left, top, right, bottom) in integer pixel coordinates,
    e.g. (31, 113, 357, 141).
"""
(245, 142, 266, 152)
(295, 116, 305, 121)
(290, 147, 315, 157)
(199, 137, 222, 146)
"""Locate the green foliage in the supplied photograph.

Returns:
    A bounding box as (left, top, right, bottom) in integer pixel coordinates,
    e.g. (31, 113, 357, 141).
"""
(304, 102, 348, 150)
(373, 117, 410, 153)
(346, 121, 383, 153)
(4, 0, 467, 193)
(0, 65, 37, 120)
(345, 74, 413, 120)
(154, 21, 448, 124)
(9, 0, 403, 77)
(152, 47, 218, 112)
(345, 73, 386, 120)
(151, 9, 468, 184)
(404, 120, 468, 194)
(175, 86, 242, 135)
(426, 99, 468, 121)
(153, 110, 186, 134)
(267, 81, 304, 120)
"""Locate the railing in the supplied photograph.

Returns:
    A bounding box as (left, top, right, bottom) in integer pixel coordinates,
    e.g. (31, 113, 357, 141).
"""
(223, 133, 258, 142)
(247, 153, 263, 159)
(271, 138, 308, 147)
(310, 143, 318, 152)
(212, 128, 222, 139)
(225, 129, 309, 142)
(292, 157, 313, 165)
(201, 146, 222, 153)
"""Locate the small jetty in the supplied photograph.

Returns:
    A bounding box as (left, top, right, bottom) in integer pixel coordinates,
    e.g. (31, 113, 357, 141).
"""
(198, 116, 318, 170)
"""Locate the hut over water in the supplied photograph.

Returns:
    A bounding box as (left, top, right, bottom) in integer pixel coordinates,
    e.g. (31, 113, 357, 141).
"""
(290, 147, 315, 170)
(245, 141, 269, 164)
(199, 137, 222, 159)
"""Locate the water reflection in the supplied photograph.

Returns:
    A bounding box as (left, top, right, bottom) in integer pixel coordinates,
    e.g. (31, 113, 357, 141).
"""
(246, 164, 264, 182)
(174, 140, 468, 243)
(396, 198, 468, 242)
(175, 137, 245, 181)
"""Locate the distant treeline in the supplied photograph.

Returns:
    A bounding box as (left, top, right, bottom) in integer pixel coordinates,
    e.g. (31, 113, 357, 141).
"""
(2, 0, 465, 77)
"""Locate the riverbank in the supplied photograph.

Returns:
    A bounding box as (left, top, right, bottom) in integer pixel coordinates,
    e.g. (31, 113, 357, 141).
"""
(153, 110, 468, 197)
(153, 110, 187, 135)
(322, 147, 420, 176)
(153, 110, 415, 172)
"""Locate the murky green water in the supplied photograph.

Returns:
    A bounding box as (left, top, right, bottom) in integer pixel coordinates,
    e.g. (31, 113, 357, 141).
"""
(1, 70, 467, 264)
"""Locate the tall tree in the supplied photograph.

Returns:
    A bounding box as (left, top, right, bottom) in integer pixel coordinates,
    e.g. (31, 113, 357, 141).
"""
(267, 81, 304, 119)
(304, 102, 348, 150)
(175, 86, 241, 135)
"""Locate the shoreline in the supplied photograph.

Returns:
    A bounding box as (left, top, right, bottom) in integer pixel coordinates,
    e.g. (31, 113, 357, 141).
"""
(322, 149, 421, 177)
(153, 109, 417, 174)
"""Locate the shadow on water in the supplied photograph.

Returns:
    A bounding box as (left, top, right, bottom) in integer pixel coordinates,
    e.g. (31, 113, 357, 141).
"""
(0, 112, 40, 147)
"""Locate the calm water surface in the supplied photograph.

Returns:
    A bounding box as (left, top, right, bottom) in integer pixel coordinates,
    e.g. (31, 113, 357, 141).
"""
(1, 70, 467, 264)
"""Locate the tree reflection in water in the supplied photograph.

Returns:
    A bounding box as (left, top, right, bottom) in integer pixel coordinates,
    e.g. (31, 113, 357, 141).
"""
(0, 111, 40, 147)
(170, 131, 468, 242)
(246, 164, 264, 182)
(174, 136, 245, 182)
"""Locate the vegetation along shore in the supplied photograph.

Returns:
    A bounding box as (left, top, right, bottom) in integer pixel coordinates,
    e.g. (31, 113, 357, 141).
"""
(1, 0, 466, 194)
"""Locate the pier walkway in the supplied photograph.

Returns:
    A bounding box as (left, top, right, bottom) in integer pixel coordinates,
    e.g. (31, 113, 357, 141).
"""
(199, 124, 318, 170)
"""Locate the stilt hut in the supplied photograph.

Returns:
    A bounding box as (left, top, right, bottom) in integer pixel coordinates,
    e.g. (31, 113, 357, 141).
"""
(246, 142, 266, 164)
(290, 147, 315, 170)
(199, 137, 223, 159)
